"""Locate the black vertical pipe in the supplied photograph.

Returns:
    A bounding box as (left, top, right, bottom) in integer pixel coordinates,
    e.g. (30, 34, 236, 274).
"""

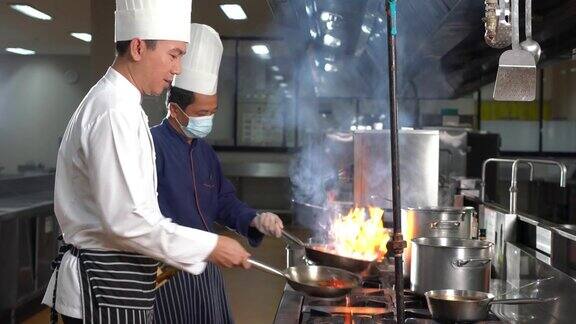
(233, 40, 239, 146)
(386, 1, 405, 323)
(477, 89, 482, 130)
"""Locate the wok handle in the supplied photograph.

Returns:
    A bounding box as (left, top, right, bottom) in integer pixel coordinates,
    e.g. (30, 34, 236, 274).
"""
(430, 220, 461, 230)
(452, 258, 491, 268)
(490, 297, 558, 305)
(247, 258, 288, 279)
(281, 230, 306, 247)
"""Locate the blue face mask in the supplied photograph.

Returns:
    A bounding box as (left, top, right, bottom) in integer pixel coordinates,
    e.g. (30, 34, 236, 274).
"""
(174, 105, 214, 138)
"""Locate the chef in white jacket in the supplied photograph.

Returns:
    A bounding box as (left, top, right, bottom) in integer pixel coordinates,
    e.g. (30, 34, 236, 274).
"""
(42, 1, 251, 323)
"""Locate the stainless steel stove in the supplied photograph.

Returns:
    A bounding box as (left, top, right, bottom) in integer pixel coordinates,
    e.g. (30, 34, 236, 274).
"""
(274, 264, 504, 324)
(298, 288, 502, 324)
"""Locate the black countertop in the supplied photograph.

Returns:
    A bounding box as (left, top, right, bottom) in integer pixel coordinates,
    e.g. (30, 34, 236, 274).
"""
(0, 190, 53, 220)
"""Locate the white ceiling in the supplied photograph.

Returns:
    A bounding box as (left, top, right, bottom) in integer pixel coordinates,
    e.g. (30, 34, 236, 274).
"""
(0, 0, 282, 56)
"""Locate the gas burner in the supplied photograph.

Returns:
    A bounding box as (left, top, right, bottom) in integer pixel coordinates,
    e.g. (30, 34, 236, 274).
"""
(296, 271, 506, 324)
(402, 290, 427, 310)
(304, 314, 397, 324)
(305, 288, 391, 307)
(362, 275, 384, 288)
(306, 295, 347, 307)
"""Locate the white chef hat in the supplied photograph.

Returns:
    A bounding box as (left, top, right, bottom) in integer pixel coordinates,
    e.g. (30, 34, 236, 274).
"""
(172, 24, 223, 95)
(115, 0, 192, 42)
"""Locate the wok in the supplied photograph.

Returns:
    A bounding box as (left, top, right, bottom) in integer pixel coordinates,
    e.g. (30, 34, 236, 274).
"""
(281, 229, 374, 273)
(425, 289, 557, 322)
(247, 258, 361, 298)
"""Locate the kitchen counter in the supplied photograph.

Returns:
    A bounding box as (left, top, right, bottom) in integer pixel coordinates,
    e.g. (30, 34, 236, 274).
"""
(487, 242, 576, 323)
(272, 242, 576, 323)
(0, 190, 53, 219)
(0, 190, 56, 323)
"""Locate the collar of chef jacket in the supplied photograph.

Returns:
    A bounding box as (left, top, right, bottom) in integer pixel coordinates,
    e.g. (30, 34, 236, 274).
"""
(104, 67, 143, 105)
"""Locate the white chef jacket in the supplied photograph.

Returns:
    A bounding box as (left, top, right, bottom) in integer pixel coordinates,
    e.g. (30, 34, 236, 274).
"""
(42, 67, 218, 318)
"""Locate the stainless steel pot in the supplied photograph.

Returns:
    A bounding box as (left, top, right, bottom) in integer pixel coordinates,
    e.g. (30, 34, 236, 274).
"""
(402, 207, 476, 279)
(410, 237, 494, 295)
(402, 207, 475, 239)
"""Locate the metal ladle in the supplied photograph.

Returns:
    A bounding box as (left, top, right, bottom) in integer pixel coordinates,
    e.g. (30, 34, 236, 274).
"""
(520, 0, 541, 62)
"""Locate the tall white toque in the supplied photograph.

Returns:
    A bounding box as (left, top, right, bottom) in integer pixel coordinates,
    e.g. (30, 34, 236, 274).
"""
(173, 23, 223, 95)
(115, 0, 193, 43)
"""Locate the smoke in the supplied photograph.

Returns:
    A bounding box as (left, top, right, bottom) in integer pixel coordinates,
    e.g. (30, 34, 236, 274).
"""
(261, 0, 431, 234)
(289, 101, 355, 232)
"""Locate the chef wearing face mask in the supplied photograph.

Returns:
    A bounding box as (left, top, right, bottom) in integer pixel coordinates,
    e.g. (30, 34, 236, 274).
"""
(150, 23, 284, 324)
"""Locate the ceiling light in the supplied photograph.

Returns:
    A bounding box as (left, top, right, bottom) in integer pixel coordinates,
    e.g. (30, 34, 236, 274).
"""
(6, 47, 35, 55)
(251, 44, 269, 56)
(219, 4, 247, 20)
(361, 24, 371, 34)
(310, 28, 317, 39)
(305, 4, 313, 16)
(271, 65, 280, 72)
(70, 32, 92, 43)
(279, 82, 288, 88)
(324, 63, 338, 72)
(323, 34, 341, 47)
(320, 11, 334, 22)
(306, 0, 318, 16)
(274, 75, 284, 81)
(326, 21, 334, 30)
(10, 4, 52, 20)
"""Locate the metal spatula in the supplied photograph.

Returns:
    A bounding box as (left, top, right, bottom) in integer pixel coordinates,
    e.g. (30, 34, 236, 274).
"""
(493, 0, 537, 101)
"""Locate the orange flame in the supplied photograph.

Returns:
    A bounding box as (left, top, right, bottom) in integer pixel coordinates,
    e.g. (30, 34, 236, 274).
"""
(329, 206, 391, 261)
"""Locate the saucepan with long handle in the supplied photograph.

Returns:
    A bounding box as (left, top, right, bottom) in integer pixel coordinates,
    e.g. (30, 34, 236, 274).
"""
(425, 289, 558, 322)
(247, 258, 361, 298)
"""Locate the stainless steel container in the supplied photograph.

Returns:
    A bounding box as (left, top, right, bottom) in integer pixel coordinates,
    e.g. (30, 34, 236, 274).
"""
(353, 130, 439, 209)
(410, 237, 493, 295)
(285, 244, 306, 268)
(402, 207, 476, 279)
(403, 207, 475, 239)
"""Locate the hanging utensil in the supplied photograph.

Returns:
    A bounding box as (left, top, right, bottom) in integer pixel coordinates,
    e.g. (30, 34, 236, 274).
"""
(493, 0, 537, 101)
(486, 0, 512, 48)
(425, 289, 558, 322)
(247, 258, 361, 298)
(519, 0, 541, 62)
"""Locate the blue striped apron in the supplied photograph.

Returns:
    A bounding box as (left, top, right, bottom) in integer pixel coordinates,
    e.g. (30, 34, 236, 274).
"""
(153, 263, 234, 324)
